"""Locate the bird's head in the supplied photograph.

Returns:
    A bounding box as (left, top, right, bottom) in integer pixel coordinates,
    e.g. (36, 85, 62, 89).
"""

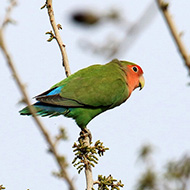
(120, 61, 145, 94)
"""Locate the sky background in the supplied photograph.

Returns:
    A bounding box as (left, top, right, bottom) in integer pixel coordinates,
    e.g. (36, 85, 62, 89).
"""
(1, 0, 190, 190)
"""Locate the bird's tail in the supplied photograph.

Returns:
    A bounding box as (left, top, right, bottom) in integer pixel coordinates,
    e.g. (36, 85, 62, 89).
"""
(19, 102, 68, 117)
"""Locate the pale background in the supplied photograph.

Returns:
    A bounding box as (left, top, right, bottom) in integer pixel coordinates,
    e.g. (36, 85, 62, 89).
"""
(1, 0, 190, 189)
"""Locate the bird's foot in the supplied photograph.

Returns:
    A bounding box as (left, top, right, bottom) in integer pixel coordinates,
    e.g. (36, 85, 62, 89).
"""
(79, 128, 92, 143)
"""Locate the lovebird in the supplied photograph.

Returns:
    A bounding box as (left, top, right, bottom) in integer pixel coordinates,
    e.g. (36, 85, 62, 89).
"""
(20, 59, 145, 129)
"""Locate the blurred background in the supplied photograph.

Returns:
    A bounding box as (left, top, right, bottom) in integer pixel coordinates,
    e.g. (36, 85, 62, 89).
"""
(1, 0, 190, 189)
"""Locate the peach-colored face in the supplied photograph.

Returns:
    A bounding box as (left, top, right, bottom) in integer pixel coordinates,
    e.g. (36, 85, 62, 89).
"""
(125, 64, 145, 96)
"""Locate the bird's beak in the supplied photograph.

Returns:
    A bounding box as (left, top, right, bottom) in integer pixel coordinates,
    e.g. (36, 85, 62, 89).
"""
(139, 75, 145, 90)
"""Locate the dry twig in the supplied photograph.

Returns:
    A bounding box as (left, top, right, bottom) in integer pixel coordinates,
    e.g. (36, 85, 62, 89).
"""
(44, 0, 71, 77)
(156, 0, 190, 73)
(81, 129, 94, 190)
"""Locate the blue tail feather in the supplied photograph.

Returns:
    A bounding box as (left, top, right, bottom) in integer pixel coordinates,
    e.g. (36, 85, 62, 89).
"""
(34, 102, 68, 117)
(19, 101, 69, 117)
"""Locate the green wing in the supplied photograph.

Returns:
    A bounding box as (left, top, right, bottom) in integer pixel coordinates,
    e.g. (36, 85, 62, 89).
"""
(36, 61, 129, 108)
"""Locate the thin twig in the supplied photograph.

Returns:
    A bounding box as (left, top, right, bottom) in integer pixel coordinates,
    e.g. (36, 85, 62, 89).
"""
(156, 0, 190, 74)
(45, 0, 71, 77)
(0, 2, 75, 190)
(85, 165, 94, 190)
(81, 129, 94, 190)
(2, 0, 17, 28)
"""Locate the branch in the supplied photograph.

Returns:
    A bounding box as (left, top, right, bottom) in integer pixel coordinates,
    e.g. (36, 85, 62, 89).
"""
(1, 0, 17, 28)
(76, 2, 157, 59)
(80, 129, 94, 190)
(156, 0, 190, 74)
(72, 130, 110, 189)
(43, 0, 71, 77)
(0, 2, 75, 190)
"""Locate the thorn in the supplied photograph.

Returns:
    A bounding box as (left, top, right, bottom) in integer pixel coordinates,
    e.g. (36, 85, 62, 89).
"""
(40, 3, 47, 9)
(57, 24, 62, 30)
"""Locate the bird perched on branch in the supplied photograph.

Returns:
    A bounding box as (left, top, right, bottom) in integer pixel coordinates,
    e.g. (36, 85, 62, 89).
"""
(20, 59, 145, 129)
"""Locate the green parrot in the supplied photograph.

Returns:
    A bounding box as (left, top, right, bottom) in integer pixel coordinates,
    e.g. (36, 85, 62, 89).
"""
(20, 59, 145, 129)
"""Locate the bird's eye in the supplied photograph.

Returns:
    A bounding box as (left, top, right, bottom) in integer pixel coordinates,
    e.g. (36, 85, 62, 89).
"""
(132, 66, 138, 72)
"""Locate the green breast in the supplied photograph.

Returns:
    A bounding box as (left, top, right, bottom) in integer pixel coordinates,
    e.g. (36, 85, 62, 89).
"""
(66, 107, 107, 129)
